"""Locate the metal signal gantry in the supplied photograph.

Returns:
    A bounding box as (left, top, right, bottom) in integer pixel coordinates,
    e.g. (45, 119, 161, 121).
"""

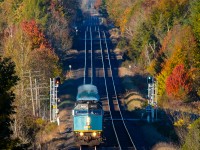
(50, 78, 60, 122)
(146, 76, 158, 122)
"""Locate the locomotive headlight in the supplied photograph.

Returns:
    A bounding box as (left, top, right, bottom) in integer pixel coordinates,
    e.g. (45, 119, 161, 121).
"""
(92, 132, 97, 137)
(86, 116, 91, 125)
(80, 132, 84, 136)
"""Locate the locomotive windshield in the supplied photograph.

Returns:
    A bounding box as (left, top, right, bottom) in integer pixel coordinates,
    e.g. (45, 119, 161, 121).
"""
(75, 110, 88, 115)
(76, 84, 100, 101)
(89, 110, 101, 115)
(75, 109, 102, 115)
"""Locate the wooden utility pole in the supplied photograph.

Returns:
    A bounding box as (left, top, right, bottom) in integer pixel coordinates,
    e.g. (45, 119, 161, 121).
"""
(24, 71, 49, 118)
(29, 71, 35, 116)
(35, 79, 39, 117)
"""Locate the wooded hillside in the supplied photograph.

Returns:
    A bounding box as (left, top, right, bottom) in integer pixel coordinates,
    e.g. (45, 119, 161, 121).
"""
(105, 0, 200, 104)
(0, 0, 79, 148)
(104, 1, 200, 148)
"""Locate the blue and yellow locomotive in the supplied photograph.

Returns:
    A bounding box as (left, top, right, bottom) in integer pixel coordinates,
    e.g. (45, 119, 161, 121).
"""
(72, 84, 103, 146)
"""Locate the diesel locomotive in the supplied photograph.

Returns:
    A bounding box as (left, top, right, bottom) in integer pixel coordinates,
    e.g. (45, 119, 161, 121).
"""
(72, 84, 103, 146)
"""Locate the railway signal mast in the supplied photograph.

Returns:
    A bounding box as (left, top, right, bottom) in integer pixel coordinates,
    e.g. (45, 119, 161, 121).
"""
(146, 76, 158, 122)
(50, 77, 60, 122)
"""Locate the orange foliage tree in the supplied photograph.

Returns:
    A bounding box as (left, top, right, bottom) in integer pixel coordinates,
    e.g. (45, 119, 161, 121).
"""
(21, 20, 60, 76)
(166, 64, 191, 100)
(21, 20, 50, 49)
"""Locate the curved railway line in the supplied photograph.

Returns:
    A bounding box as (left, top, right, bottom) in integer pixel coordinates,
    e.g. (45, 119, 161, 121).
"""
(79, 14, 137, 149)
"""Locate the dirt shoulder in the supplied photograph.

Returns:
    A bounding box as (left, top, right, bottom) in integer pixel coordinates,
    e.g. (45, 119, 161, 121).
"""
(36, 79, 77, 150)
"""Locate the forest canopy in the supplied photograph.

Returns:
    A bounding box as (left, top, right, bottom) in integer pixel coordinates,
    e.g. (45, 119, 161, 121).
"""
(105, 0, 200, 103)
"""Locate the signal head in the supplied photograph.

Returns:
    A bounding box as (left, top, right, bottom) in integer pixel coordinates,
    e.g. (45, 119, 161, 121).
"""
(55, 77, 61, 85)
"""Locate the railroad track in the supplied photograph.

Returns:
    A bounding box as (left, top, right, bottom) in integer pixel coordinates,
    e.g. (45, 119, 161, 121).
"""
(78, 13, 137, 149)
(99, 30, 136, 150)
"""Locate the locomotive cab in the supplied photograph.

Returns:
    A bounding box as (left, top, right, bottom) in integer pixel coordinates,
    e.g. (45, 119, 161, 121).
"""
(72, 84, 103, 146)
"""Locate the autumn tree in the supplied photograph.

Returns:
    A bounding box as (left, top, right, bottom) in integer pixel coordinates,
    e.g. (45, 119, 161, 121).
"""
(189, 0, 200, 43)
(0, 57, 19, 149)
(47, 0, 74, 52)
(21, 20, 50, 49)
(21, 19, 60, 76)
(14, 0, 49, 26)
(166, 64, 191, 100)
(186, 8, 200, 96)
(156, 25, 199, 99)
(106, 0, 133, 29)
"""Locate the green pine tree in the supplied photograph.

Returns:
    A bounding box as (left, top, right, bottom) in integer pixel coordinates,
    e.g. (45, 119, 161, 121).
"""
(0, 57, 19, 149)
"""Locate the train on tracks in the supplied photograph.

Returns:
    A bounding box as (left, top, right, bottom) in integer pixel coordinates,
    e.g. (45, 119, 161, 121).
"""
(72, 84, 103, 146)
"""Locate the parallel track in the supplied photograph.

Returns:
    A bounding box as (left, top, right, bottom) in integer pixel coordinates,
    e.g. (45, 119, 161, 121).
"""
(99, 30, 136, 150)
(83, 26, 93, 85)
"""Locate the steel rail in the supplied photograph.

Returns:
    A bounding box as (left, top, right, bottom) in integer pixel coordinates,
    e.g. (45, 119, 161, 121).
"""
(83, 25, 93, 85)
(103, 31, 137, 150)
(90, 26, 93, 84)
(98, 27, 121, 149)
(83, 30, 87, 85)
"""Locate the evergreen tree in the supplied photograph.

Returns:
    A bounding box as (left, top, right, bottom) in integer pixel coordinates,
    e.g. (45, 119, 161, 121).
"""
(0, 57, 19, 149)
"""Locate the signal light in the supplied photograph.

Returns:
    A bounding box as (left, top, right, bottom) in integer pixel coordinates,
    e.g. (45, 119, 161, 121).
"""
(147, 76, 153, 84)
(55, 77, 61, 85)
